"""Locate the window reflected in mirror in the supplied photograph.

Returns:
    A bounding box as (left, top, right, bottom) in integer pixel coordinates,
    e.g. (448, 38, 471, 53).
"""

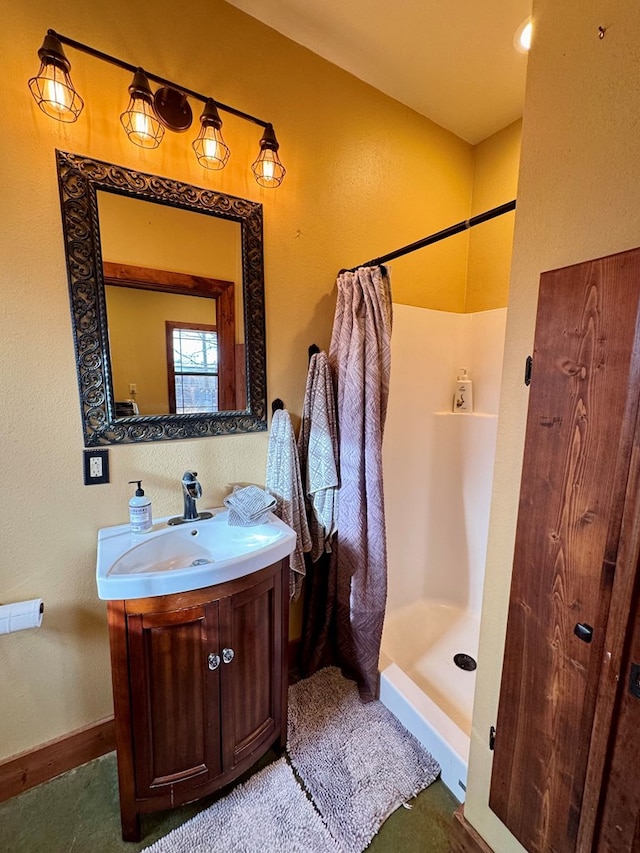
(168, 323, 219, 414)
(98, 192, 246, 416)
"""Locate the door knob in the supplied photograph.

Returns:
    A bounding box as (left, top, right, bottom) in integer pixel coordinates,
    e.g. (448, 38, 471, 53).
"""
(222, 647, 235, 664)
(208, 652, 221, 670)
(574, 623, 594, 643)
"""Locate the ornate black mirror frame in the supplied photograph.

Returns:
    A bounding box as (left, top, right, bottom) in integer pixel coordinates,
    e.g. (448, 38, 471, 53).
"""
(56, 150, 267, 446)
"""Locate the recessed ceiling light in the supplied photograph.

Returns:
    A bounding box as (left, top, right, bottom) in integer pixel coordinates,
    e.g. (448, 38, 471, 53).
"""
(514, 18, 532, 53)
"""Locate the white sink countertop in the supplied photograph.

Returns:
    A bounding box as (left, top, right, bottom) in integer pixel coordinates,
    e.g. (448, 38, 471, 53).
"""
(96, 508, 296, 600)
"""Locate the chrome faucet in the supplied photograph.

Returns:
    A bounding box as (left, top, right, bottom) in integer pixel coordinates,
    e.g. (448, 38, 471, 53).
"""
(168, 471, 213, 525)
(182, 471, 201, 520)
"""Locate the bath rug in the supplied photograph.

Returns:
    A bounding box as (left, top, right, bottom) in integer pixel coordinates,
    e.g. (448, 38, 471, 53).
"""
(142, 757, 341, 853)
(288, 666, 441, 853)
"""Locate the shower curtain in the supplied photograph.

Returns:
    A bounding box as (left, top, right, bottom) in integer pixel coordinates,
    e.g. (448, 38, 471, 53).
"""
(330, 265, 393, 701)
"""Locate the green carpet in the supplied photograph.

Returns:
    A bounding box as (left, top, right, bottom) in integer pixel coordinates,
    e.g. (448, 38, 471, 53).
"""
(0, 751, 457, 852)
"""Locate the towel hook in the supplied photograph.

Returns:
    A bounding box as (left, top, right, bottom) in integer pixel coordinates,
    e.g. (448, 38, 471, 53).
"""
(271, 398, 284, 413)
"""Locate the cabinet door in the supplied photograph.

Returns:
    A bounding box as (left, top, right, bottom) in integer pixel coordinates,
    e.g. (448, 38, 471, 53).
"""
(220, 571, 283, 768)
(489, 249, 640, 853)
(127, 601, 222, 799)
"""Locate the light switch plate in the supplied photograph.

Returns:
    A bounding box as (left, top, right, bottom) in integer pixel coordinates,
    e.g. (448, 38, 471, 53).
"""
(83, 449, 109, 485)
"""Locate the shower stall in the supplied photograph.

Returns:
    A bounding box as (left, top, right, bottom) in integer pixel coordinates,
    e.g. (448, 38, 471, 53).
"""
(380, 304, 506, 801)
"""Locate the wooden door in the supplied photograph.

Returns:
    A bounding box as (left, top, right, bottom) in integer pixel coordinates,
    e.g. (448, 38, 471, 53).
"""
(220, 568, 284, 769)
(490, 248, 640, 853)
(127, 601, 222, 798)
(594, 571, 640, 852)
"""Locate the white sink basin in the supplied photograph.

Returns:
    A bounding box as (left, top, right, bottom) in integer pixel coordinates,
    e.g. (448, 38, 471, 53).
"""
(96, 509, 296, 600)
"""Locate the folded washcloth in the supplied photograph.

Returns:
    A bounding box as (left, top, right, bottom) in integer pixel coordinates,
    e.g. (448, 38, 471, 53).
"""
(223, 485, 277, 527)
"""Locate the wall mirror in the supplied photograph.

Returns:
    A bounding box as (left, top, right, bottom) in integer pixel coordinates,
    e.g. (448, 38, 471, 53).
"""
(56, 150, 267, 445)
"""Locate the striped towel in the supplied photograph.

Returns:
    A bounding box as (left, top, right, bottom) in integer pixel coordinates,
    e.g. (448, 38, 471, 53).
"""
(266, 409, 311, 600)
(298, 351, 339, 562)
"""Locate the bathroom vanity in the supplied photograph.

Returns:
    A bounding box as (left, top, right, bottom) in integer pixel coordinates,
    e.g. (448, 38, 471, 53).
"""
(107, 558, 288, 842)
(96, 509, 296, 841)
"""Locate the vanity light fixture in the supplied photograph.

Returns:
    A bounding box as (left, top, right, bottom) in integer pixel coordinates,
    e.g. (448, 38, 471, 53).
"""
(120, 68, 165, 149)
(251, 124, 286, 188)
(192, 99, 230, 170)
(28, 31, 84, 122)
(29, 29, 286, 187)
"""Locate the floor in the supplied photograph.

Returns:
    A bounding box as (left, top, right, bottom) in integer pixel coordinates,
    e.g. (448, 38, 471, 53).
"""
(0, 749, 457, 852)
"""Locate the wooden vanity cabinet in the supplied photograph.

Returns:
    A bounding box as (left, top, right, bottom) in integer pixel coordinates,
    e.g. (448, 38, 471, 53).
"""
(107, 559, 288, 842)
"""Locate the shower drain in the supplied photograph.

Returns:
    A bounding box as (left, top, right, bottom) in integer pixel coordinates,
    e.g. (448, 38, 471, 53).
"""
(453, 653, 477, 671)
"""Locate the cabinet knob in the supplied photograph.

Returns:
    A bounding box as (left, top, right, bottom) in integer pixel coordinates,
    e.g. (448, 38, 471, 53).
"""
(222, 647, 235, 664)
(208, 652, 221, 670)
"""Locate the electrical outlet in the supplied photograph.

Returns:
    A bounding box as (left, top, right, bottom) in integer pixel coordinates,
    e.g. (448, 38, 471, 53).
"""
(129, 383, 137, 396)
(83, 450, 109, 485)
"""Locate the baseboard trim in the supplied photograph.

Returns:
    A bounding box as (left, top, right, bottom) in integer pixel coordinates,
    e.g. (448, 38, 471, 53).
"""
(450, 805, 495, 853)
(1, 643, 303, 804)
(0, 717, 115, 804)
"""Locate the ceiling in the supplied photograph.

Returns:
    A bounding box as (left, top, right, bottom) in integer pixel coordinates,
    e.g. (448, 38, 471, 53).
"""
(225, 0, 531, 145)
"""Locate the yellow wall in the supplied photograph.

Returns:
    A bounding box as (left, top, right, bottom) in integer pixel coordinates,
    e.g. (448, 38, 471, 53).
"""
(0, 0, 484, 760)
(389, 120, 521, 312)
(99, 193, 244, 343)
(466, 120, 521, 312)
(466, 2, 640, 851)
(98, 192, 242, 282)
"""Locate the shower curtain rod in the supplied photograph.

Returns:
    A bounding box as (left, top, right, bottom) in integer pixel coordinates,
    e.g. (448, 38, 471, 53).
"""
(341, 199, 516, 273)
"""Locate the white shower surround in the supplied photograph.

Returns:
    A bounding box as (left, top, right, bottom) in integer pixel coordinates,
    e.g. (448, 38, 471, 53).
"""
(380, 304, 506, 801)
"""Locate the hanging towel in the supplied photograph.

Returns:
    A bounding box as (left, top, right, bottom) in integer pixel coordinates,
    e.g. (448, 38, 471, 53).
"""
(266, 408, 312, 600)
(223, 484, 277, 526)
(298, 351, 339, 562)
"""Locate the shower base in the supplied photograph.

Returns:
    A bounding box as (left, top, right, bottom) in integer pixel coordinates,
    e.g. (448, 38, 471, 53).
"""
(379, 599, 480, 801)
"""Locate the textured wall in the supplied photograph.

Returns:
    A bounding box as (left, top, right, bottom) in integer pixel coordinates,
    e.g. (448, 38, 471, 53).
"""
(466, 120, 521, 312)
(466, 2, 640, 851)
(388, 122, 520, 313)
(1, 0, 480, 759)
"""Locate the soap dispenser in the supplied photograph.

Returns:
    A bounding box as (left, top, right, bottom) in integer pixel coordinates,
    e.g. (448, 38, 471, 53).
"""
(453, 368, 473, 413)
(128, 480, 153, 533)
